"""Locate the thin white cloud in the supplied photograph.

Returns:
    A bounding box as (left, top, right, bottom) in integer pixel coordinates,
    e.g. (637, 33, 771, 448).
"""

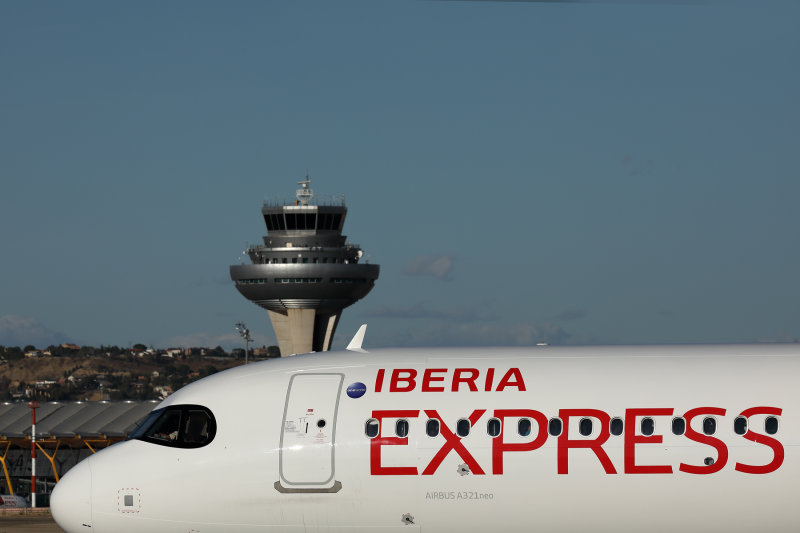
(403, 254, 454, 280)
(0, 315, 70, 348)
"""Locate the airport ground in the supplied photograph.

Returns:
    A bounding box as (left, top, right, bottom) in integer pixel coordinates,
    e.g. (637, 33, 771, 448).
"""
(0, 512, 62, 532)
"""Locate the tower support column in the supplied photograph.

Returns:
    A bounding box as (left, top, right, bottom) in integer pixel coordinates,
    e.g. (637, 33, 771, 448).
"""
(268, 309, 315, 356)
(267, 309, 343, 356)
(317, 313, 341, 352)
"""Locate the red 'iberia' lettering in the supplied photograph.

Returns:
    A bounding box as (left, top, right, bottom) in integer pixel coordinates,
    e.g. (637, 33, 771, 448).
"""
(375, 368, 527, 393)
(422, 369, 447, 392)
(389, 369, 416, 392)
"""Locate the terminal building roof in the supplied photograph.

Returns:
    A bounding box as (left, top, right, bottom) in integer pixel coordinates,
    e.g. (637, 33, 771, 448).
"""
(0, 401, 159, 442)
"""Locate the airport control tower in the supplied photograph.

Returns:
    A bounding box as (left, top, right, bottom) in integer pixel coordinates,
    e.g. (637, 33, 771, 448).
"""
(230, 178, 379, 356)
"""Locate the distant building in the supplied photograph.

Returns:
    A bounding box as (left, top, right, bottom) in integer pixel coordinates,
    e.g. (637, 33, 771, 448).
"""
(154, 385, 173, 399)
(252, 346, 281, 358)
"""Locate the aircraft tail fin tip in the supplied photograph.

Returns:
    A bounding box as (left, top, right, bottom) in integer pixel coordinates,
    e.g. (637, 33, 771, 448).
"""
(346, 324, 368, 353)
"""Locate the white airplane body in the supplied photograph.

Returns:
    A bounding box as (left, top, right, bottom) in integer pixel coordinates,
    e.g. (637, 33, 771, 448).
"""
(52, 341, 800, 532)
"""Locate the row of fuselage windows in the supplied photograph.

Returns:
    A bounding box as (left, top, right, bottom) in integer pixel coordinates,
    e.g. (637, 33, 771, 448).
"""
(237, 278, 369, 285)
(264, 257, 349, 264)
(364, 415, 780, 439)
(264, 212, 343, 232)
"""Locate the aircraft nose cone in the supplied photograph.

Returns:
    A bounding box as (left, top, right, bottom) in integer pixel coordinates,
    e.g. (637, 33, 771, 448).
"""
(51, 457, 92, 533)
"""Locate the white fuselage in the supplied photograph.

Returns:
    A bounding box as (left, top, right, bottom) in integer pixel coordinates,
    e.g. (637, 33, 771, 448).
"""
(51, 344, 800, 532)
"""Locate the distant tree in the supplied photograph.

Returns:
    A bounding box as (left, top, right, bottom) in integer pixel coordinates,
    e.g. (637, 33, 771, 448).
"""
(5, 347, 23, 361)
(106, 345, 123, 356)
(79, 346, 97, 357)
(175, 364, 190, 377)
(169, 376, 184, 391)
(23, 345, 36, 353)
(201, 365, 219, 378)
(48, 385, 70, 401)
(210, 345, 225, 357)
(132, 343, 147, 352)
(267, 346, 281, 358)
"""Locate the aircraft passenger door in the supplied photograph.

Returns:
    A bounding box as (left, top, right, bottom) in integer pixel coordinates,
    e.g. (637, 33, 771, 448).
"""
(276, 373, 344, 493)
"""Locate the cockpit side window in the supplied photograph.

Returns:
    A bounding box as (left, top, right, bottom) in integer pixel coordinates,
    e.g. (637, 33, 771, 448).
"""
(148, 409, 182, 443)
(128, 404, 216, 449)
(183, 409, 213, 444)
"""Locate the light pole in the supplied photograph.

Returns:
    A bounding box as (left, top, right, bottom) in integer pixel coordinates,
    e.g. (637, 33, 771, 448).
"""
(235, 322, 252, 365)
(29, 400, 39, 508)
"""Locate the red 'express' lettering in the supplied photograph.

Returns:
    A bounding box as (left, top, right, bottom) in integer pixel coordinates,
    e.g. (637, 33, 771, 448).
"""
(734, 407, 784, 474)
(624, 408, 674, 474)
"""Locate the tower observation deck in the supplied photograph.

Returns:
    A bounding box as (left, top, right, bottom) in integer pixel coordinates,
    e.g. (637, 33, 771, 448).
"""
(230, 178, 380, 356)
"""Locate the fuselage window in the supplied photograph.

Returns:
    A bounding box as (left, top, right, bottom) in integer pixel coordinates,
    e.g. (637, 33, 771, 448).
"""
(426, 419, 440, 438)
(641, 417, 655, 436)
(487, 418, 501, 438)
(365, 418, 380, 438)
(703, 417, 717, 435)
(518, 418, 532, 437)
(456, 418, 471, 438)
(672, 417, 686, 435)
(765, 416, 779, 435)
(579, 418, 593, 437)
(396, 419, 409, 438)
(548, 418, 563, 437)
(610, 417, 623, 436)
(734, 416, 748, 435)
(128, 404, 216, 449)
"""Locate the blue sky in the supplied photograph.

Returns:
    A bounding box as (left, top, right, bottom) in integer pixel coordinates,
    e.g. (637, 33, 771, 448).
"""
(1, 0, 798, 350)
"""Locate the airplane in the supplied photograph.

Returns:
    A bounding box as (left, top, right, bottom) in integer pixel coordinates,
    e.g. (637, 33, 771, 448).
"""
(50, 326, 798, 532)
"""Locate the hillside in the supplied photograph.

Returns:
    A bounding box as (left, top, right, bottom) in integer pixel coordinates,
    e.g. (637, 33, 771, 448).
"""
(0, 353, 245, 402)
